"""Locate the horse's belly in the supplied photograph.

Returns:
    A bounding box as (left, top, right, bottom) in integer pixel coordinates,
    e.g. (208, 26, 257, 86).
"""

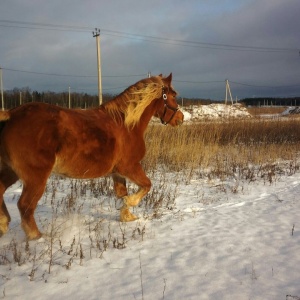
(52, 155, 114, 179)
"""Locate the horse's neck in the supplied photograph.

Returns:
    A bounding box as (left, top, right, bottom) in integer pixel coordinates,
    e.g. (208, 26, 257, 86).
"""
(103, 94, 159, 133)
(131, 102, 157, 134)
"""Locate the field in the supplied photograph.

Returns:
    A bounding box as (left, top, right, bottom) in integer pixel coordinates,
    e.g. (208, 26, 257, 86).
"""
(246, 106, 287, 116)
(0, 108, 300, 299)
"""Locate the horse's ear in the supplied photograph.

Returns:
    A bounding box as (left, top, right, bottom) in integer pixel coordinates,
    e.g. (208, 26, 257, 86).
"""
(158, 74, 163, 77)
(164, 73, 172, 85)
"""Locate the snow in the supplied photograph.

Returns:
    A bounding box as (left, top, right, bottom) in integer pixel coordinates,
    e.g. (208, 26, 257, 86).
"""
(1, 166, 299, 300)
(282, 107, 300, 116)
(183, 103, 252, 121)
(0, 104, 299, 300)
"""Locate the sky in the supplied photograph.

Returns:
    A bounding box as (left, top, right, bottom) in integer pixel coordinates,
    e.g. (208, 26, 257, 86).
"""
(0, 0, 300, 100)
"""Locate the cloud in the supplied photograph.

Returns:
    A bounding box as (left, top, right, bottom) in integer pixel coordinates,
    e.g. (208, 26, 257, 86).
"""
(0, 0, 299, 99)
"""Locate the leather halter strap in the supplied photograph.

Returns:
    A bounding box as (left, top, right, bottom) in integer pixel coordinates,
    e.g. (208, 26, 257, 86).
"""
(160, 86, 179, 125)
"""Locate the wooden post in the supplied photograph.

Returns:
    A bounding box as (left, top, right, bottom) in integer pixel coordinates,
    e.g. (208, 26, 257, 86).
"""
(225, 79, 233, 105)
(69, 86, 71, 108)
(0, 68, 4, 110)
(93, 28, 102, 105)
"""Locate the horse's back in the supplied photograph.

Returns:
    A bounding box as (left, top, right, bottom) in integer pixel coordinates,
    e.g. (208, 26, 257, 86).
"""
(0, 103, 122, 179)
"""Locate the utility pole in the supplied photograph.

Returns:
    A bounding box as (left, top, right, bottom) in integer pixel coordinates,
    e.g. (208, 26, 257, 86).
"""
(225, 79, 233, 105)
(0, 67, 4, 110)
(93, 28, 102, 105)
(68, 86, 71, 108)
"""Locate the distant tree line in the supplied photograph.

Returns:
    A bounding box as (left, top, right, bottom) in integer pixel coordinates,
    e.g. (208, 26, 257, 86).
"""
(180, 98, 220, 106)
(2, 87, 114, 110)
(3, 87, 299, 110)
(240, 97, 300, 107)
(2, 87, 221, 110)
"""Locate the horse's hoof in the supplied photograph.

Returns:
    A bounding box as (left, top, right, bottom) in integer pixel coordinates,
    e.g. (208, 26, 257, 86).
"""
(123, 215, 138, 222)
(120, 208, 138, 222)
(0, 224, 8, 237)
(26, 232, 43, 241)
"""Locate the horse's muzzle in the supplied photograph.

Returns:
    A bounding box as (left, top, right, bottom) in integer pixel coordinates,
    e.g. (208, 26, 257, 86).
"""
(172, 110, 184, 126)
(176, 118, 184, 126)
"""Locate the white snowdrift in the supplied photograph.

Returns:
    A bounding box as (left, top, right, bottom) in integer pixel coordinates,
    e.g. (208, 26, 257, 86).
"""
(282, 106, 300, 116)
(183, 103, 251, 121)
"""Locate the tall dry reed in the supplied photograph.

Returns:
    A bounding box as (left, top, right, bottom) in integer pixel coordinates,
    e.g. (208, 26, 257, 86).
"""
(144, 118, 300, 178)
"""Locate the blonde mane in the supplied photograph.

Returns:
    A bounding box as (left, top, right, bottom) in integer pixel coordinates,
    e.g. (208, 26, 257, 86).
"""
(103, 76, 165, 128)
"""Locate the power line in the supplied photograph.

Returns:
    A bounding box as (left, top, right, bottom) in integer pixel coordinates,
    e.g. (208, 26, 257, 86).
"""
(2, 66, 300, 89)
(0, 24, 89, 33)
(2, 66, 300, 90)
(0, 19, 298, 53)
(1, 67, 145, 78)
(174, 80, 224, 84)
(174, 79, 300, 88)
(73, 85, 130, 92)
(101, 29, 297, 53)
(0, 19, 91, 32)
(2, 68, 95, 77)
(230, 81, 300, 88)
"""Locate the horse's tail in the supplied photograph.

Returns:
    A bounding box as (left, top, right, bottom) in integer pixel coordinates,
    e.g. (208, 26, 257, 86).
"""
(0, 111, 10, 133)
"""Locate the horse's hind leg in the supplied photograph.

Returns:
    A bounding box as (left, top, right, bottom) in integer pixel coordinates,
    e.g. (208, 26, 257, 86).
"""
(17, 178, 48, 240)
(0, 166, 19, 237)
(112, 174, 127, 198)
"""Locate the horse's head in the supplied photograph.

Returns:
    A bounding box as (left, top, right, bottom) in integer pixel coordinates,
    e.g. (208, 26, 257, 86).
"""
(109, 73, 184, 129)
(156, 73, 184, 126)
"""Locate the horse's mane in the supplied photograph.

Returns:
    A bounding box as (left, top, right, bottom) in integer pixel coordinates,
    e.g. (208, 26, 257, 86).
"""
(103, 75, 166, 128)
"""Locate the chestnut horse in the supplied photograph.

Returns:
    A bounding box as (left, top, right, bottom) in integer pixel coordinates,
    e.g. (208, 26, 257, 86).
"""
(0, 73, 183, 240)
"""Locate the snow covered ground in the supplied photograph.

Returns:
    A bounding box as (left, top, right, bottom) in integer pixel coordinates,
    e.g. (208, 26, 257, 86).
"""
(183, 103, 252, 121)
(282, 107, 300, 116)
(0, 104, 299, 299)
(0, 164, 299, 300)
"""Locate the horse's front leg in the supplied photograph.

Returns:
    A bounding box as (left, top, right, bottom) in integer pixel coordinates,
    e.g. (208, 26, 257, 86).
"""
(118, 164, 151, 222)
(121, 188, 149, 222)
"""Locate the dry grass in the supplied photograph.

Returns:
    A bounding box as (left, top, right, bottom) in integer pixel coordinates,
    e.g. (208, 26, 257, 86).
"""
(247, 106, 287, 116)
(144, 118, 300, 179)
